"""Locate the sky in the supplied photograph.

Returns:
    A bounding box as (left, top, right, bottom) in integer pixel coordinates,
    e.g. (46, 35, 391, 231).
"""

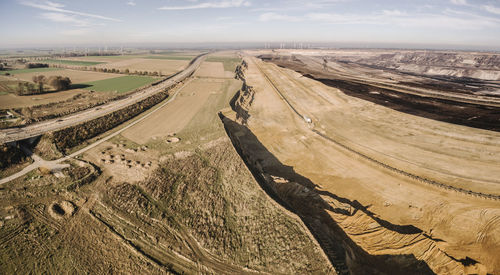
(1, 0, 500, 49)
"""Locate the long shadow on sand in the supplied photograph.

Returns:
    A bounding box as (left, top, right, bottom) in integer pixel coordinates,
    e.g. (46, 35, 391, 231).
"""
(220, 114, 436, 275)
(70, 83, 93, 89)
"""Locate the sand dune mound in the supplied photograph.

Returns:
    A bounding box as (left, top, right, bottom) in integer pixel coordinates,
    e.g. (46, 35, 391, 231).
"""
(48, 201, 75, 219)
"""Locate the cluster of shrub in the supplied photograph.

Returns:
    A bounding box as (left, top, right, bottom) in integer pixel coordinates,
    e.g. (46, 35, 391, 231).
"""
(0, 144, 27, 169)
(52, 52, 121, 58)
(25, 63, 49, 69)
(91, 67, 162, 76)
(48, 63, 163, 77)
(15, 74, 72, 96)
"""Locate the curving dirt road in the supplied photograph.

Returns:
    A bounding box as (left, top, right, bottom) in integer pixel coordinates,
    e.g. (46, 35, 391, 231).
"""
(0, 78, 195, 185)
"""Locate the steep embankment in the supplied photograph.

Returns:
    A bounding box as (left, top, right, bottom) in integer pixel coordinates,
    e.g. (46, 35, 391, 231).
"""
(365, 51, 500, 81)
(220, 58, 493, 274)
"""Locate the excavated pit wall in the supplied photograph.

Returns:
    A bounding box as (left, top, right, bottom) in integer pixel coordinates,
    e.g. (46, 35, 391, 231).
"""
(219, 61, 486, 274)
(263, 56, 500, 201)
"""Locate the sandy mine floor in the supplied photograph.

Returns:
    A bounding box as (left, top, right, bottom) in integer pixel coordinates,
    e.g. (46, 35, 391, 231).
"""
(238, 55, 500, 274)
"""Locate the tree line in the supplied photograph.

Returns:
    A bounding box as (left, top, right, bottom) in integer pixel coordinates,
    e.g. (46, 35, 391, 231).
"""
(48, 63, 163, 77)
(15, 75, 72, 96)
(26, 63, 49, 69)
(92, 67, 162, 76)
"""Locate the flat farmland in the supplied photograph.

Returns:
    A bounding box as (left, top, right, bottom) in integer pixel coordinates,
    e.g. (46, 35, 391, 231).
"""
(41, 59, 105, 66)
(14, 69, 121, 84)
(143, 55, 193, 61)
(1, 67, 63, 75)
(69, 52, 198, 62)
(94, 58, 189, 75)
(0, 76, 23, 95)
(122, 78, 235, 144)
(0, 70, 145, 108)
(194, 62, 226, 78)
(180, 78, 242, 140)
(0, 88, 84, 108)
(81, 75, 158, 93)
(206, 54, 241, 72)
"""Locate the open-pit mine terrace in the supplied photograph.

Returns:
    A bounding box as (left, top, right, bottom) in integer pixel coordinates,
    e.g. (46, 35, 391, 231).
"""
(229, 49, 500, 274)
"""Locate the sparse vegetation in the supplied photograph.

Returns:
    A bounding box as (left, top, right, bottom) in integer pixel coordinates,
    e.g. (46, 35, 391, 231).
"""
(80, 75, 157, 93)
(25, 63, 49, 69)
(0, 144, 27, 170)
(144, 55, 193, 61)
(41, 59, 105, 66)
(1, 67, 63, 75)
(206, 56, 241, 72)
(46, 75, 72, 91)
(14, 74, 71, 95)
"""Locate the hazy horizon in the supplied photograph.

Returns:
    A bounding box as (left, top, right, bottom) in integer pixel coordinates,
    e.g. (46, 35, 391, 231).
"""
(1, 0, 500, 50)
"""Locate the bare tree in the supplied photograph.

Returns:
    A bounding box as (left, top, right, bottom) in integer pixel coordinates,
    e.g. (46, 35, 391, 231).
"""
(47, 76, 72, 91)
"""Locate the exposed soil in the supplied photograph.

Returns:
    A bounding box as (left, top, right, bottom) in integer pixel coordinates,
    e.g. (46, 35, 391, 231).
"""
(264, 55, 500, 132)
(48, 201, 75, 219)
(233, 53, 500, 274)
(0, 55, 335, 274)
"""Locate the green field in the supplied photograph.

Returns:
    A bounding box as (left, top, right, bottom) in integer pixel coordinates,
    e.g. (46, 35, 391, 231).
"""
(206, 56, 241, 72)
(42, 59, 105, 66)
(75, 55, 144, 60)
(0, 80, 32, 94)
(81, 75, 157, 93)
(144, 55, 194, 61)
(1, 67, 63, 75)
(150, 51, 198, 55)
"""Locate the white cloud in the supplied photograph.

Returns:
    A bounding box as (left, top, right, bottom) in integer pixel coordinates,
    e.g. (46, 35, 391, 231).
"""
(21, 1, 121, 21)
(216, 16, 233, 21)
(258, 10, 500, 30)
(61, 28, 90, 36)
(450, 0, 467, 5)
(259, 12, 301, 22)
(382, 10, 407, 16)
(251, 0, 345, 12)
(159, 0, 251, 10)
(481, 5, 500, 15)
(40, 12, 89, 26)
(126, 1, 136, 6)
(45, 1, 64, 8)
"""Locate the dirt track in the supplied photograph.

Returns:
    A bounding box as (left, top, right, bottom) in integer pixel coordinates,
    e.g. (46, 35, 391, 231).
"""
(258, 54, 500, 196)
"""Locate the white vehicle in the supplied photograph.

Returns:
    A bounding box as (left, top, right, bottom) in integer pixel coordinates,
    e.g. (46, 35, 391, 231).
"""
(303, 115, 312, 124)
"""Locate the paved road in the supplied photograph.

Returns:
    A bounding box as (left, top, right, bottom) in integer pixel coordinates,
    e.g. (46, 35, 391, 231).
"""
(0, 54, 206, 144)
(0, 78, 195, 185)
